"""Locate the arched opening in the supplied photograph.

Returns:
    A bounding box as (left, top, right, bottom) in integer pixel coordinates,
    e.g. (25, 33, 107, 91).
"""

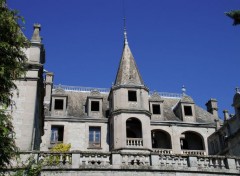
(151, 130, 172, 149)
(126, 118, 142, 138)
(180, 131, 204, 150)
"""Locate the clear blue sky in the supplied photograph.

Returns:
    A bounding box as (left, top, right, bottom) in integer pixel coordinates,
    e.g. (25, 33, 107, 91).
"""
(8, 0, 239, 118)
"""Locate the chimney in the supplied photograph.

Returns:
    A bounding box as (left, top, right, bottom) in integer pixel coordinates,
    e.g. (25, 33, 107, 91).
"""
(44, 72, 54, 104)
(223, 110, 230, 121)
(206, 98, 218, 118)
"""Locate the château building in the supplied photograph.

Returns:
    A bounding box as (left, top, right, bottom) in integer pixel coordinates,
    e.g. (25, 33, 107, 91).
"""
(9, 24, 240, 175)
(40, 27, 220, 155)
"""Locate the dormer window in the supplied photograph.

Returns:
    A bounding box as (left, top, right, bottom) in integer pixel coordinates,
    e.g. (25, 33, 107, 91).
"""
(51, 96, 67, 116)
(54, 99, 64, 110)
(152, 104, 161, 114)
(91, 101, 100, 111)
(128, 90, 137, 102)
(184, 106, 193, 116)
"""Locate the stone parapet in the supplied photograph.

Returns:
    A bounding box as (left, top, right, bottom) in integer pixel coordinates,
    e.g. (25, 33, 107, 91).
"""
(3, 151, 240, 175)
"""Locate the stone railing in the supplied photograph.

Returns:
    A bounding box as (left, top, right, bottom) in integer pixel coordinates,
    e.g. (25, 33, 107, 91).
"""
(153, 148, 173, 154)
(38, 152, 72, 168)
(197, 155, 227, 169)
(159, 155, 188, 167)
(79, 152, 111, 167)
(5, 151, 240, 175)
(53, 85, 182, 98)
(126, 138, 143, 147)
(121, 153, 150, 166)
(181, 150, 206, 156)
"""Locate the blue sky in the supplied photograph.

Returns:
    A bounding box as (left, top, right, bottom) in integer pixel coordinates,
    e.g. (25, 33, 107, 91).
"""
(8, 0, 239, 118)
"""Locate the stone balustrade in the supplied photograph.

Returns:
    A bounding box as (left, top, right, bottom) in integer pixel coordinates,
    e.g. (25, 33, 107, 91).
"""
(126, 138, 143, 147)
(153, 148, 173, 154)
(181, 150, 206, 156)
(122, 154, 150, 166)
(38, 152, 72, 168)
(79, 152, 111, 167)
(159, 155, 188, 167)
(197, 155, 227, 169)
(4, 151, 240, 175)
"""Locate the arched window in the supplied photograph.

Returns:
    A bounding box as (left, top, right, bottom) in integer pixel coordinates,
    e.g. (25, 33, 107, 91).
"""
(151, 130, 172, 149)
(180, 131, 204, 150)
(126, 118, 142, 138)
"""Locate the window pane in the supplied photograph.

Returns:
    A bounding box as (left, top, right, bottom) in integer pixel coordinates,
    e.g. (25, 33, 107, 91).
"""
(89, 127, 101, 147)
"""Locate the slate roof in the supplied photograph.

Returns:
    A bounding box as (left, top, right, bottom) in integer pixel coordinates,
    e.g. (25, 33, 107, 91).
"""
(114, 41, 144, 86)
(50, 89, 217, 124)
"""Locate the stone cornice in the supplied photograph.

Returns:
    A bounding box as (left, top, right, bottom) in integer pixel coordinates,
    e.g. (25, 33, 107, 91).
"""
(111, 109, 151, 117)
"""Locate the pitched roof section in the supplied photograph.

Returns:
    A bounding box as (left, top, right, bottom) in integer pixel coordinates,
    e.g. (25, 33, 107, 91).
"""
(114, 36, 144, 86)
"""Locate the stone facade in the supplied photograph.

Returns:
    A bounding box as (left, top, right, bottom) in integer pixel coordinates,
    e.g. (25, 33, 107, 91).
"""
(208, 89, 240, 156)
(40, 30, 221, 157)
(11, 24, 45, 151)
(9, 25, 240, 175)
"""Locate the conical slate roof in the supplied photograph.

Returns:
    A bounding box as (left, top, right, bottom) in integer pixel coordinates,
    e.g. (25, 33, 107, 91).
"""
(114, 33, 144, 86)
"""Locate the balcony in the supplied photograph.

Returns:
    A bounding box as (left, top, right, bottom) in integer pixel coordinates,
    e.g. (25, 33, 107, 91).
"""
(126, 138, 143, 147)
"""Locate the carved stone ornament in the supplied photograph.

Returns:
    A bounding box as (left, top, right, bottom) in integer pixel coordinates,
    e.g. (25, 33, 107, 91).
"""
(150, 92, 162, 101)
(90, 89, 101, 96)
(54, 87, 65, 95)
(180, 95, 194, 103)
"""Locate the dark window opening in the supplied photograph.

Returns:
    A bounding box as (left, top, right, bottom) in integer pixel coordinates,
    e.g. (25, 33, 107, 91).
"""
(152, 104, 161, 114)
(152, 130, 172, 149)
(91, 101, 99, 111)
(89, 127, 101, 148)
(180, 132, 204, 150)
(51, 126, 64, 144)
(184, 106, 193, 116)
(180, 139, 188, 149)
(126, 118, 142, 138)
(54, 99, 64, 110)
(106, 110, 110, 118)
(128, 91, 137, 102)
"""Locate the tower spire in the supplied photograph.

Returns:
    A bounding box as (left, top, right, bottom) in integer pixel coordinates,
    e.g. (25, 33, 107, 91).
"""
(123, 17, 128, 45)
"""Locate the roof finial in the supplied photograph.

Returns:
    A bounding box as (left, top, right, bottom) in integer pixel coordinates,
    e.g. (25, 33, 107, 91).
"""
(236, 87, 240, 93)
(182, 85, 186, 95)
(123, 17, 128, 45)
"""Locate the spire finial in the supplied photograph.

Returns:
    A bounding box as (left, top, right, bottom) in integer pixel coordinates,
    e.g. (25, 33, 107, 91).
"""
(123, 17, 128, 45)
(182, 85, 186, 95)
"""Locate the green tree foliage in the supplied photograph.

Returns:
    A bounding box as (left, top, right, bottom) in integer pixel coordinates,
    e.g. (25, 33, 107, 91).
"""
(50, 143, 71, 152)
(0, 0, 29, 168)
(225, 10, 240, 26)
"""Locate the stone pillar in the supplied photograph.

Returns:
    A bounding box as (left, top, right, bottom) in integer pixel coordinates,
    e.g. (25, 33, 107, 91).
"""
(150, 153, 159, 168)
(223, 110, 230, 122)
(71, 153, 80, 169)
(188, 156, 198, 168)
(206, 99, 218, 118)
(225, 158, 236, 170)
(44, 72, 54, 104)
(111, 153, 122, 169)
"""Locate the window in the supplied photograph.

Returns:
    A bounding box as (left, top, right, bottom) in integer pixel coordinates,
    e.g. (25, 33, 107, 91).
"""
(89, 127, 101, 148)
(128, 91, 137, 102)
(152, 104, 161, 114)
(54, 99, 64, 110)
(184, 106, 192, 116)
(91, 101, 100, 111)
(50, 126, 64, 144)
